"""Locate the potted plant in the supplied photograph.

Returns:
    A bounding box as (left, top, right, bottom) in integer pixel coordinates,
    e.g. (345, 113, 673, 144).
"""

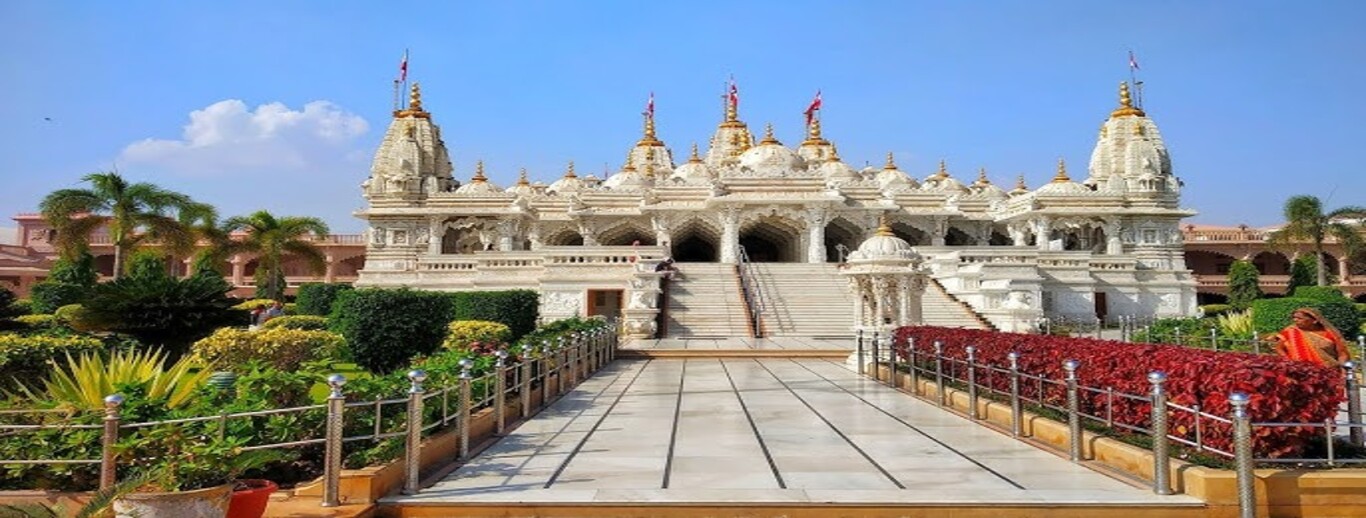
(112, 431, 283, 518)
(226, 479, 278, 518)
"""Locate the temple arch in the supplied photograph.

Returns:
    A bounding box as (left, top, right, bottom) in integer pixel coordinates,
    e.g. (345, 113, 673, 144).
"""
(670, 217, 721, 262)
(824, 217, 863, 262)
(442, 227, 482, 254)
(888, 221, 929, 246)
(598, 219, 657, 246)
(1252, 251, 1290, 275)
(945, 227, 976, 246)
(543, 228, 585, 247)
(739, 215, 803, 263)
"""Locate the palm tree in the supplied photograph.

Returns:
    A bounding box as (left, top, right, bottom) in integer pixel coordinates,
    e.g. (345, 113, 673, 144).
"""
(177, 201, 240, 276)
(1268, 195, 1366, 286)
(39, 172, 196, 279)
(224, 210, 330, 301)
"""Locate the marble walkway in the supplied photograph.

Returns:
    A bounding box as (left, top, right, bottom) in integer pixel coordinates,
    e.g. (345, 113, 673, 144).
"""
(388, 358, 1199, 506)
(621, 336, 853, 351)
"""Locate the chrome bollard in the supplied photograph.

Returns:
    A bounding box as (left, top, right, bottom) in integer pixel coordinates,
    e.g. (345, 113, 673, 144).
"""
(934, 341, 946, 407)
(1345, 361, 1363, 447)
(856, 329, 866, 376)
(458, 359, 473, 459)
(403, 370, 427, 495)
(322, 374, 347, 507)
(1007, 352, 1022, 437)
(966, 346, 979, 419)
(99, 394, 124, 490)
(1230, 392, 1255, 518)
(1149, 371, 1173, 495)
(1064, 359, 1082, 462)
(495, 350, 508, 435)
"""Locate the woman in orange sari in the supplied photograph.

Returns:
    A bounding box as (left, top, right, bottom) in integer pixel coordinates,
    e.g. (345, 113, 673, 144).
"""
(1274, 307, 1352, 368)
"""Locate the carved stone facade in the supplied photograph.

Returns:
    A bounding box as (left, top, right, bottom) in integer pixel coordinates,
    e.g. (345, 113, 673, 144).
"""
(356, 82, 1198, 332)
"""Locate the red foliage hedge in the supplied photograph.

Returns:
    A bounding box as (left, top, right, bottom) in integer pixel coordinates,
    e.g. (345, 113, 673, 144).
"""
(892, 326, 1346, 458)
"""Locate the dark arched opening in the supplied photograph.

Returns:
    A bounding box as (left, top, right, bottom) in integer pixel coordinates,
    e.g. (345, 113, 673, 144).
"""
(945, 227, 976, 246)
(673, 235, 716, 262)
(739, 217, 802, 263)
(824, 218, 862, 262)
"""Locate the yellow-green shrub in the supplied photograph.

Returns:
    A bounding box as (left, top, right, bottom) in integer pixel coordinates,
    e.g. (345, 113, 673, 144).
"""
(442, 320, 511, 350)
(52, 304, 94, 332)
(14, 314, 60, 329)
(191, 327, 342, 372)
(231, 299, 278, 311)
(262, 315, 328, 331)
(0, 333, 104, 391)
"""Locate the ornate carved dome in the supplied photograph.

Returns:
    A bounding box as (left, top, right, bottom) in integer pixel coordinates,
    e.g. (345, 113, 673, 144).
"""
(736, 124, 807, 174)
(967, 168, 1007, 199)
(547, 162, 585, 194)
(817, 145, 860, 184)
(505, 168, 536, 196)
(671, 143, 714, 183)
(851, 217, 919, 261)
(603, 155, 649, 190)
(1008, 175, 1030, 197)
(874, 152, 916, 190)
(454, 161, 502, 194)
(1087, 81, 1174, 190)
(1034, 158, 1091, 196)
(920, 160, 970, 194)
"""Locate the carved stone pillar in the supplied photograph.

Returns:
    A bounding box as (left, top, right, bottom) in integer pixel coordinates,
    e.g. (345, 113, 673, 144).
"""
(1104, 220, 1124, 255)
(428, 218, 442, 255)
(898, 279, 911, 326)
(873, 278, 887, 327)
(497, 219, 516, 251)
(807, 223, 826, 263)
(230, 256, 246, 287)
(1339, 255, 1352, 284)
(720, 207, 740, 263)
(931, 217, 947, 247)
(324, 256, 336, 283)
(1033, 217, 1052, 251)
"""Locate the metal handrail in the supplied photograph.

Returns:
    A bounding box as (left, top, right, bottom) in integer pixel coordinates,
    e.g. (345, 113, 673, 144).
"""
(735, 245, 764, 338)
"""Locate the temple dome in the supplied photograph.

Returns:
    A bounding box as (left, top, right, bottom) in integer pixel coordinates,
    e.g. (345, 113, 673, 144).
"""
(920, 160, 970, 194)
(851, 218, 919, 261)
(1034, 158, 1090, 195)
(819, 155, 861, 184)
(968, 169, 1007, 199)
(737, 124, 806, 173)
(547, 162, 584, 194)
(454, 161, 502, 194)
(671, 143, 714, 182)
(874, 152, 916, 189)
(505, 168, 536, 196)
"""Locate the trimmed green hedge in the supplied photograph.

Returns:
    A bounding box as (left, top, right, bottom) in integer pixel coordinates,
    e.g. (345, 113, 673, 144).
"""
(330, 288, 454, 373)
(1291, 286, 1347, 301)
(447, 290, 539, 341)
(1251, 297, 1361, 337)
(1198, 304, 1232, 317)
(0, 333, 104, 391)
(262, 315, 329, 331)
(296, 283, 354, 316)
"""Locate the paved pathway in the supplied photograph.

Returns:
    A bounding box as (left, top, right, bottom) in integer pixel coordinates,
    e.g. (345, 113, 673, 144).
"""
(390, 358, 1198, 506)
(622, 336, 852, 351)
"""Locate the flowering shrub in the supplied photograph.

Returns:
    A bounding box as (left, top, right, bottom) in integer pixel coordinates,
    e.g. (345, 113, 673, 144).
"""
(893, 326, 1345, 458)
(191, 327, 342, 372)
(231, 298, 278, 311)
(443, 320, 512, 350)
(261, 315, 329, 331)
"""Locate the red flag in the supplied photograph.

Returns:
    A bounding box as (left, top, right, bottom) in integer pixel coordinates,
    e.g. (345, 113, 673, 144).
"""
(398, 50, 409, 82)
(1128, 50, 1140, 71)
(804, 90, 822, 126)
(647, 92, 654, 117)
(728, 78, 739, 109)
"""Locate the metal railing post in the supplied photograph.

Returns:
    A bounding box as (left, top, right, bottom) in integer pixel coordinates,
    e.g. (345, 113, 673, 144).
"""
(966, 346, 979, 419)
(856, 329, 866, 376)
(541, 341, 552, 404)
(887, 334, 899, 389)
(1344, 361, 1363, 447)
(1007, 352, 1022, 437)
(322, 374, 347, 507)
(871, 331, 881, 382)
(495, 350, 508, 435)
(1210, 328, 1219, 350)
(1149, 371, 1172, 495)
(934, 341, 946, 407)
(520, 344, 532, 418)
(403, 370, 427, 495)
(458, 359, 473, 459)
(557, 337, 568, 395)
(1064, 359, 1082, 462)
(907, 337, 919, 395)
(1230, 392, 1255, 518)
(99, 394, 123, 490)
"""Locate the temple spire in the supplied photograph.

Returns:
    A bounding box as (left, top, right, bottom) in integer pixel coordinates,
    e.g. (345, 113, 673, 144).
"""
(725, 77, 739, 123)
(638, 93, 661, 146)
(563, 161, 576, 178)
(517, 168, 530, 185)
(394, 82, 431, 118)
(933, 159, 949, 178)
(876, 214, 895, 236)
(1111, 81, 1146, 118)
(975, 167, 991, 186)
(884, 152, 898, 170)
(688, 142, 702, 163)
(1016, 175, 1028, 189)
(759, 123, 781, 145)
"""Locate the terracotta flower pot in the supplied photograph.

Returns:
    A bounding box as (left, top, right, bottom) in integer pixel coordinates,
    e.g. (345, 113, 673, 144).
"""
(113, 483, 233, 518)
(227, 479, 278, 518)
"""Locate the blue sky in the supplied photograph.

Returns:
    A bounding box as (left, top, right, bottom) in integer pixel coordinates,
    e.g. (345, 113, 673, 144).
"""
(1, 0, 1363, 232)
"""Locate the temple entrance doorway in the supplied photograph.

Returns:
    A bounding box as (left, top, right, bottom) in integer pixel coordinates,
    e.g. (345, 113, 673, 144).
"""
(670, 218, 721, 262)
(739, 217, 802, 263)
(586, 289, 623, 322)
(824, 218, 863, 262)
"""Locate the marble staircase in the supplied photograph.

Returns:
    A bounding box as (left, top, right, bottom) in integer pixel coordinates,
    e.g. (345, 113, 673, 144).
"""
(923, 277, 994, 330)
(661, 263, 752, 337)
(747, 263, 856, 338)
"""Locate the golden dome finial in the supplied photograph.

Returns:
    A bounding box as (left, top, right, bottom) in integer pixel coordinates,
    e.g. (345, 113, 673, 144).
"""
(623, 149, 636, 171)
(643, 161, 656, 179)
(1110, 81, 1146, 118)
(1015, 174, 1028, 190)
(564, 161, 577, 178)
(472, 160, 487, 182)
(1051, 158, 1071, 183)
(517, 168, 530, 185)
(760, 123, 780, 145)
(830, 144, 842, 161)
(877, 214, 895, 237)
(808, 115, 822, 139)
(884, 152, 898, 170)
(688, 142, 702, 163)
(975, 167, 990, 186)
(409, 82, 424, 112)
(934, 159, 949, 178)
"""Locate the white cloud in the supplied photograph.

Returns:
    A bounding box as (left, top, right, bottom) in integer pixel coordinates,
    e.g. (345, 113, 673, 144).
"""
(119, 100, 370, 174)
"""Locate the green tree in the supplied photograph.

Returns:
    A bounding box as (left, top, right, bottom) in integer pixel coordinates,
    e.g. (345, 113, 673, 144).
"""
(177, 201, 240, 277)
(1226, 259, 1262, 310)
(1268, 195, 1366, 286)
(1287, 255, 1317, 295)
(223, 210, 329, 301)
(29, 252, 99, 313)
(39, 172, 197, 278)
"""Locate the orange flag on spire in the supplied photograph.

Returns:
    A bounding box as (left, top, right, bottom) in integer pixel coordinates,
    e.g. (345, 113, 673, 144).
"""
(804, 90, 822, 127)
